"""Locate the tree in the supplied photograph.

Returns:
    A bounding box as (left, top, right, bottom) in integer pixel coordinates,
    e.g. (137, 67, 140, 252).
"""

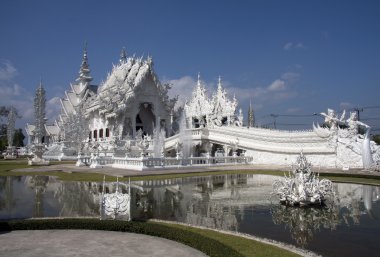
(373, 134, 380, 145)
(0, 106, 21, 151)
(0, 124, 6, 151)
(13, 129, 25, 147)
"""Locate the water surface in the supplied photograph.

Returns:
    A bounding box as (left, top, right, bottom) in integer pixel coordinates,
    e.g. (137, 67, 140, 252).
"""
(1, 174, 379, 257)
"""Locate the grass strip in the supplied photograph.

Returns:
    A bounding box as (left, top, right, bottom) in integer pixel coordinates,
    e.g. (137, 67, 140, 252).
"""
(1, 159, 380, 186)
(0, 218, 300, 257)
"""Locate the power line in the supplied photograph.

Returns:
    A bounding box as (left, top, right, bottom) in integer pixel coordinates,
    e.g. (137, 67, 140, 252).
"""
(276, 123, 310, 126)
(362, 117, 380, 121)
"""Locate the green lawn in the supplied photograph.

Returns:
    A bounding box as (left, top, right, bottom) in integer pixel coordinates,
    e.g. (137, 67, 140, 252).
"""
(1, 159, 380, 186)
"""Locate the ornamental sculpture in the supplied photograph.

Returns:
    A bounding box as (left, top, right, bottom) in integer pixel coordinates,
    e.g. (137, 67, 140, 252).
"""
(100, 177, 131, 220)
(272, 152, 335, 206)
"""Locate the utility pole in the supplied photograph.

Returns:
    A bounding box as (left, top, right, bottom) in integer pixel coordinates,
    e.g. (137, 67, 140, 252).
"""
(353, 107, 363, 121)
(270, 114, 278, 129)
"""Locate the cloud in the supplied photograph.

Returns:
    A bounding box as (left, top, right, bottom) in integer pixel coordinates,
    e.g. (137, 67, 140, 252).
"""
(166, 71, 300, 115)
(287, 107, 301, 113)
(281, 72, 300, 81)
(339, 102, 353, 110)
(46, 96, 62, 121)
(0, 61, 63, 130)
(283, 42, 293, 51)
(0, 83, 22, 99)
(0, 60, 18, 81)
(268, 79, 285, 91)
(283, 42, 306, 51)
(165, 76, 196, 108)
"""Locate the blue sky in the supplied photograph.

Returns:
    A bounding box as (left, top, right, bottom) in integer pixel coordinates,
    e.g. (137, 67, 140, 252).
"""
(1, 0, 380, 131)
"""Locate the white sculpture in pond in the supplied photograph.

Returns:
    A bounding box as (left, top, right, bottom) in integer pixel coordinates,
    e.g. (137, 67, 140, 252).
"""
(100, 177, 131, 220)
(272, 152, 335, 206)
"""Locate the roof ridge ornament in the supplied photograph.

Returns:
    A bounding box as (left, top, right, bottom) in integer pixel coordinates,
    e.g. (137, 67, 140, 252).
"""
(77, 42, 93, 84)
(120, 47, 127, 63)
(147, 55, 153, 66)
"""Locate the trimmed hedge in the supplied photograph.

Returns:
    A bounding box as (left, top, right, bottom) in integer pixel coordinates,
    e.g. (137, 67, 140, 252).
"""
(0, 219, 243, 257)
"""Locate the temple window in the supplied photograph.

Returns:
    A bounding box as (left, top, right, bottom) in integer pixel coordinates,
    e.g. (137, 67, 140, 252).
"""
(99, 129, 104, 138)
(94, 130, 97, 139)
(106, 128, 110, 137)
(89, 132, 92, 140)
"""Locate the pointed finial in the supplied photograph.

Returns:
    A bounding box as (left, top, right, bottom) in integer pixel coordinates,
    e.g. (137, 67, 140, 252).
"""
(83, 41, 88, 58)
(217, 75, 222, 90)
(39, 76, 43, 89)
(120, 47, 127, 63)
(197, 72, 201, 86)
(77, 42, 93, 83)
(147, 54, 153, 66)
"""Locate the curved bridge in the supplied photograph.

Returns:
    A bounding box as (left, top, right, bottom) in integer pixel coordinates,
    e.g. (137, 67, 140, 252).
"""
(165, 126, 333, 154)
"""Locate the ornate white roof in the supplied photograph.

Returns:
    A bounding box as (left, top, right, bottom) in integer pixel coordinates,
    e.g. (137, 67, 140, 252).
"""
(96, 53, 174, 116)
(211, 76, 237, 117)
(44, 124, 60, 136)
(185, 75, 238, 119)
(25, 123, 59, 136)
(184, 73, 212, 118)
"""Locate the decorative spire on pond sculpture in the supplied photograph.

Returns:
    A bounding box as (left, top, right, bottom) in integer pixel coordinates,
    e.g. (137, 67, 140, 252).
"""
(217, 75, 223, 92)
(33, 79, 46, 144)
(248, 99, 255, 127)
(197, 72, 201, 86)
(77, 42, 93, 84)
(120, 47, 127, 64)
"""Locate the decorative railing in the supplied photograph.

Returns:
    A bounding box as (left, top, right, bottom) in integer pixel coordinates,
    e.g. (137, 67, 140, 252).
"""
(84, 155, 252, 170)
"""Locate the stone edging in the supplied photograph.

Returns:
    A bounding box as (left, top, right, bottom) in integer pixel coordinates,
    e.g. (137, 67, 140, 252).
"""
(150, 219, 322, 257)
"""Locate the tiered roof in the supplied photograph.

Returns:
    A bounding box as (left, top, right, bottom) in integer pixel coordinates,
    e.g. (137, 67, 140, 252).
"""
(59, 45, 97, 121)
(185, 74, 238, 120)
(211, 76, 237, 117)
(184, 73, 212, 119)
(94, 51, 174, 118)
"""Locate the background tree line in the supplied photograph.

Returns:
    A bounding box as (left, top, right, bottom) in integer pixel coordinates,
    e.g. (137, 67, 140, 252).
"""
(0, 106, 25, 152)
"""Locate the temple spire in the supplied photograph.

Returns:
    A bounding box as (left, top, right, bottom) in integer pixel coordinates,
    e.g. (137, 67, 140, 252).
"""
(34, 80, 46, 144)
(77, 42, 93, 84)
(120, 47, 127, 63)
(248, 99, 255, 128)
(197, 72, 201, 86)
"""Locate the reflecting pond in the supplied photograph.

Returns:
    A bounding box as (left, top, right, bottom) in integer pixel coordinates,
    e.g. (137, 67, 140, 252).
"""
(1, 174, 380, 257)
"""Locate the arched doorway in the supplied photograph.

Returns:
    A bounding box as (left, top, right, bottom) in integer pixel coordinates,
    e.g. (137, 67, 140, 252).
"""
(136, 103, 156, 136)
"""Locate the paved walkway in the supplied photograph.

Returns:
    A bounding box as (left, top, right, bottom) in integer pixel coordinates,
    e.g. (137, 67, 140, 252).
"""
(0, 230, 207, 257)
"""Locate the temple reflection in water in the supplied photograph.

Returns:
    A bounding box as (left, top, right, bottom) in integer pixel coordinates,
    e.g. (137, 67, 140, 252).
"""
(1, 174, 380, 256)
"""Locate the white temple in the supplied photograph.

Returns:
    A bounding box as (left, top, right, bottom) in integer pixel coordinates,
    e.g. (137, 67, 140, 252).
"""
(26, 46, 380, 170)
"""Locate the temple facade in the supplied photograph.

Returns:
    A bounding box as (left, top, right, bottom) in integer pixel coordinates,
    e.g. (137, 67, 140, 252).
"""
(25, 46, 380, 170)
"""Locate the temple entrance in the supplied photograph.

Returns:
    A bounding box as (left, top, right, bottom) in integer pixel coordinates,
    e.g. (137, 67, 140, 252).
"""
(136, 103, 156, 136)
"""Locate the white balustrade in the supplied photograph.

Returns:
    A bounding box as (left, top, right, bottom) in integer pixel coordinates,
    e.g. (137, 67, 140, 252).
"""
(88, 154, 252, 171)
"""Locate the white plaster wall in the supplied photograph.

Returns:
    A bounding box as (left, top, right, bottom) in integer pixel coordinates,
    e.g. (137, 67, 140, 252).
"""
(245, 149, 337, 168)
